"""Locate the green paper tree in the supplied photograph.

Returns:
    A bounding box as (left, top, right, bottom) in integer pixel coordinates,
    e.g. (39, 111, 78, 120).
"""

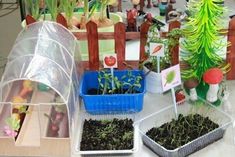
(181, 0, 229, 81)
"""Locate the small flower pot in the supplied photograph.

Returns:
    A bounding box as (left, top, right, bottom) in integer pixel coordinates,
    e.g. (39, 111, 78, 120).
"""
(143, 65, 163, 94)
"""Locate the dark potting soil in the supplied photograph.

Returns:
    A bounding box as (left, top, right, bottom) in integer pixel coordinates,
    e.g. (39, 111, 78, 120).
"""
(146, 114, 219, 150)
(145, 62, 156, 72)
(80, 118, 134, 151)
(87, 88, 140, 95)
(144, 62, 171, 73)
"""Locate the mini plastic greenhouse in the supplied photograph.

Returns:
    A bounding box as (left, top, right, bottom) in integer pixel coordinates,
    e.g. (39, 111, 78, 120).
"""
(0, 21, 80, 157)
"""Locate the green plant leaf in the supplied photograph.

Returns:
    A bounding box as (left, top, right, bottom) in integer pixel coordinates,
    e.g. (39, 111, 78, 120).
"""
(45, 0, 58, 21)
(165, 71, 176, 84)
(26, 0, 41, 20)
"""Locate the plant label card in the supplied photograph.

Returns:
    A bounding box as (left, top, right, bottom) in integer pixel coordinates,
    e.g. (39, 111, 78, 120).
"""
(150, 43, 165, 57)
(161, 64, 181, 92)
(103, 54, 117, 68)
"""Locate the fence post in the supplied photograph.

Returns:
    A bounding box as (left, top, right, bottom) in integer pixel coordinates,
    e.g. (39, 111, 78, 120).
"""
(86, 21, 99, 70)
(114, 22, 126, 70)
(227, 17, 235, 80)
(168, 21, 181, 65)
(139, 22, 151, 62)
(56, 13, 68, 29)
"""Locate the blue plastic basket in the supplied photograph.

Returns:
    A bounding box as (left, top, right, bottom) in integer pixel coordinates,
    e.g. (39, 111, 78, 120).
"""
(79, 70, 145, 114)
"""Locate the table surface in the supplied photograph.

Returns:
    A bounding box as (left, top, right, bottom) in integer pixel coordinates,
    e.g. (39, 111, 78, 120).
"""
(72, 81, 235, 157)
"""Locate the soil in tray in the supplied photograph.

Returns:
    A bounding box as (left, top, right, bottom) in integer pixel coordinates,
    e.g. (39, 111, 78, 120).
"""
(87, 88, 140, 95)
(146, 114, 219, 150)
(80, 118, 134, 151)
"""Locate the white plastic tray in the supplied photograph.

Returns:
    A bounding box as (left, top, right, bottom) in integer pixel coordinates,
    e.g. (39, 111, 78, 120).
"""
(136, 98, 232, 157)
(75, 112, 139, 155)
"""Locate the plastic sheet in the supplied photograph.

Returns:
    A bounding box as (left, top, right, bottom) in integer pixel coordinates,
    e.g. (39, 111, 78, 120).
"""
(0, 21, 81, 137)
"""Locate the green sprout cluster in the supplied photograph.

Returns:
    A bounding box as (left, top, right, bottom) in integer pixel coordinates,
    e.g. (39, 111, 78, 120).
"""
(144, 24, 183, 72)
(60, 0, 77, 23)
(25, 0, 41, 20)
(97, 70, 142, 95)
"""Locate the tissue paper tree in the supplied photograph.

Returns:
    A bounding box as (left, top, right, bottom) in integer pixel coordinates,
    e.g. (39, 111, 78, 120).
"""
(181, 0, 229, 81)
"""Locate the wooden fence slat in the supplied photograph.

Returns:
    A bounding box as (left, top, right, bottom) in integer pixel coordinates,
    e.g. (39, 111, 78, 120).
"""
(226, 17, 235, 80)
(168, 20, 181, 31)
(115, 22, 126, 70)
(139, 22, 151, 62)
(86, 21, 99, 70)
(56, 13, 68, 29)
(168, 21, 181, 65)
(25, 15, 36, 26)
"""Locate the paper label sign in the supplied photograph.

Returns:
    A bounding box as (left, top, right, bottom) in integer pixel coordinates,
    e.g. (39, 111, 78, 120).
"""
(150, 43, 165, 57)
(161, 64, 181, 92)
(103, 54, 117, 68)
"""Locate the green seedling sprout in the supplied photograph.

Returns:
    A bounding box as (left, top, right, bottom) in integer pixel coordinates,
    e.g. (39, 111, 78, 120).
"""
(112, 76, 122, 93)
(146, 113, 219, 150)
(45, 0, 59, 21)
(97, 70, 142, 94)
(99, 0, 109, 21)
(122, 71, 142, 94)
(60, 0, 77, 27)
(97, 70, 112, 94)
(84, 0, 89, 19)
(26, 0, 41, 20)
(80, 0, 98, 26)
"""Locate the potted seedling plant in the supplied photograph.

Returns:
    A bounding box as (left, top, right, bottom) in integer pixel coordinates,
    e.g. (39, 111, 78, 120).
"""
(60, 0, 79, 29)
(80, 68, 145, 114)
(142, 25, 182, 93)
(24, 0, 121, 29)
(25, 0, 42, 20)
(45, 0, 60, 21)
